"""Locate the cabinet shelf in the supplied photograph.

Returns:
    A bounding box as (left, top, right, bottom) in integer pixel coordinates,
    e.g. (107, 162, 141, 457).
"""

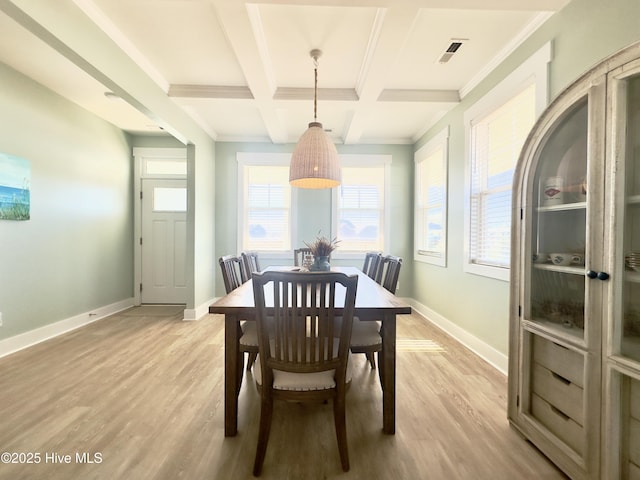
(533, 264, 586, 275)
(536, 201, 587, 213)
(627, 195, 640, 205)
(523, 319, 585, 346)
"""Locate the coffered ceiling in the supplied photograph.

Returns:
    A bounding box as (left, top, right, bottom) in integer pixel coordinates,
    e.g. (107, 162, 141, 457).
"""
(0, 0, 570, 145)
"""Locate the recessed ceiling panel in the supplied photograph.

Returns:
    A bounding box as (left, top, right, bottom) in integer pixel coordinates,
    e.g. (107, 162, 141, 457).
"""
(258, 4, 379, 88)
(388, 9, 541, 91)
(92, 0, 246, 86)
(174, 98, 270, 141)
(274, 99, 354, 143)
(358, 102, 455, 143)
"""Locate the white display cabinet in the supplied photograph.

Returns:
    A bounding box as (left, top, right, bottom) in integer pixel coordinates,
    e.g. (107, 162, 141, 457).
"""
(509, 41, 640, 479)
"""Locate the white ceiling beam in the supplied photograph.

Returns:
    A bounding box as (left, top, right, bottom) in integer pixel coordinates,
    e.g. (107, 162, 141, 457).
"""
(274, 88, 359, 101)
(343, 6, 419, 144)
(212, 1, 288, 144)
(168, 85, 254, 99)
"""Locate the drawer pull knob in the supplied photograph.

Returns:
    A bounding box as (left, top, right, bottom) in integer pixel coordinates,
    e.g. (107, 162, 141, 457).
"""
(551, 372, 571, 385)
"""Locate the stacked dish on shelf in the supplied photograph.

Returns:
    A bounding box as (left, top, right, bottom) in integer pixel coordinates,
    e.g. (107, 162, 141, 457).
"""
(626, 252, 640, 272)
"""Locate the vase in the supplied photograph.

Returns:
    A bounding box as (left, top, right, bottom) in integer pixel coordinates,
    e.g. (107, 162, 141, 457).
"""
(310, 255, 330, 271)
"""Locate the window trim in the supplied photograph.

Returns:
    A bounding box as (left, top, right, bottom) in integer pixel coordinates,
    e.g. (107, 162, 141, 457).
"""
(237, 152, 298, 258)
(463, 42, 551, 281)
(414, 126, 449, 267)
(331, 154, 391, 259)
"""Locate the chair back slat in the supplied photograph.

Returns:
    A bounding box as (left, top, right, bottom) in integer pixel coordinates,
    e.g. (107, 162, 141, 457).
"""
(252, 271, 358, 377)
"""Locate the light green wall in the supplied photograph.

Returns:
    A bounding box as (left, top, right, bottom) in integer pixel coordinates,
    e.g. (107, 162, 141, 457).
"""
(413, 0, 640, 356)
(4, 0, 217, 312)
(214, 142, 413, 297)
(0, 62, 134, 340)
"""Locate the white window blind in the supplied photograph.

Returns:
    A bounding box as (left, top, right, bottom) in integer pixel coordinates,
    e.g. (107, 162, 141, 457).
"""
(469, 84, 535, 269)
(337, 165, 385, 252)
(242, 165, 291, 251)
(415, 133, 447, 265)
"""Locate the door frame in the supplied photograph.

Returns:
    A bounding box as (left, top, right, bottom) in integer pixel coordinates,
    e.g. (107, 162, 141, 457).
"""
(133, 147, 187, 306)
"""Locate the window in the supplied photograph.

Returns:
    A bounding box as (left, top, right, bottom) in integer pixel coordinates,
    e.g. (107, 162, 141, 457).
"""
(145, 159, 187, 176)
(153, 187, 187, 212)
(415, 127, 449, 266)
(464, 43, 550, 280)
(238, 153, 294, 252)
(332, 155, 390, 254)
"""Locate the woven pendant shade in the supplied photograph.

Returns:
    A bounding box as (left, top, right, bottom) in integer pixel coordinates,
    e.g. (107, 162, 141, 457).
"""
(290, 121, 341, 189)
(290, 49, 340, 189)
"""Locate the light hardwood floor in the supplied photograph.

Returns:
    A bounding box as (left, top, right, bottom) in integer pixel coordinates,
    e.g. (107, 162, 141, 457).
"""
(0, 306, 566, 480)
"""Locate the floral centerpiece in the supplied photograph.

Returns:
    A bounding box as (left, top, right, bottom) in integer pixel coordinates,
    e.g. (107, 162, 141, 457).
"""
(305, 232, 339, 271)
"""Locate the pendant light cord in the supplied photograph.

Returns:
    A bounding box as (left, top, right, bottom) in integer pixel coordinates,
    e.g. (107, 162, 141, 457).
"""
(313, 60, 318, 121)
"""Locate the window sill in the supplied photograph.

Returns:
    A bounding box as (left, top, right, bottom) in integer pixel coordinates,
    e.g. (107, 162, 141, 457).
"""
(464, 262, 509, 282)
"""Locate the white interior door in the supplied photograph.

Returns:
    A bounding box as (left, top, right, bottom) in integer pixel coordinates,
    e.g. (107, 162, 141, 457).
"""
(141, 178, 187, 304)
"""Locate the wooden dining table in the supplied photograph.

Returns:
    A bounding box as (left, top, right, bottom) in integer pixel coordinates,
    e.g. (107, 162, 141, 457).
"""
(208, 266, 412, 437)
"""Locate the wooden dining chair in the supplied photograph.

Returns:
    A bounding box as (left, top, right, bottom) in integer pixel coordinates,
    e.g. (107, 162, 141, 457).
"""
(376, 255, 403, 294)
(219, 254, 248, 293)
(293, 247, 314, 267)
(251, 270, 359, 476)
(241, 250, 261, 279)
(350, 255, 403, 370)
(218, 254, 258, 373)
(362, 252, 382, 279)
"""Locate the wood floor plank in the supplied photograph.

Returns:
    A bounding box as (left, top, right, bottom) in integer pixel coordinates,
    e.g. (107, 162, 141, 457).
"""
(0, 307, 566, 479)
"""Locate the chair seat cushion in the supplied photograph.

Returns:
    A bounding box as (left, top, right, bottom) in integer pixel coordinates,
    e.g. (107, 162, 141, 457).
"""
(253, 350, 354, 391)
(239, 321, 258, 347)
(350, 318, 381, 347)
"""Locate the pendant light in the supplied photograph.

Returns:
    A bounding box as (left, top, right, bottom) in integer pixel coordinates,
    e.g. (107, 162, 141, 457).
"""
(289, 49, 341, 189)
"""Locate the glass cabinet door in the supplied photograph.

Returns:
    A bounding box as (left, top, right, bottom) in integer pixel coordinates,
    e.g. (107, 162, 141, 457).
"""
(613, 69, 640, 364)
(607, 57, 640, 480)
(527, 100, 589, 342)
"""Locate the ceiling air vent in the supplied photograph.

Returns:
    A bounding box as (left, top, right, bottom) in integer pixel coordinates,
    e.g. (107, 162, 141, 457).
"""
(438, 38, 468, 64)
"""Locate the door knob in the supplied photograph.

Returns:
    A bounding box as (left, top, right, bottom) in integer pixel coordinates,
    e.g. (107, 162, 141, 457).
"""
(597, 271, 610, 281)
(586, 270, 598, 279)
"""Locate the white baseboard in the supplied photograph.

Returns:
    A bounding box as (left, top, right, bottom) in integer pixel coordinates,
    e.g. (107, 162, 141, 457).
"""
(183, 297, 217, 321)
(0, 295, 508, 377)
(408, 299, 508, 376)
(0, 298, 135, 359)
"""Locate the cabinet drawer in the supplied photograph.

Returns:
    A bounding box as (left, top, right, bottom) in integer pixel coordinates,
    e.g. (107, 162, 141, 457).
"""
(531, 394, 584, 455)
(532, 335, 584, 388)
(532, 363, 584, 425)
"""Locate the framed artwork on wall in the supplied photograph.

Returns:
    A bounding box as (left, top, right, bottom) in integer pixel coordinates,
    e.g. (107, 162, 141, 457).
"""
(0, 153, 30, 221)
